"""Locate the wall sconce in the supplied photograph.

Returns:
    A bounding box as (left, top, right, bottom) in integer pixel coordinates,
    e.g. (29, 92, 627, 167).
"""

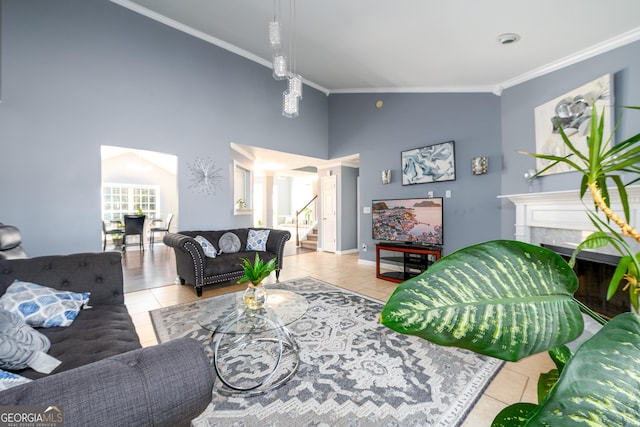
(381, 169, 391, 184)
(524, 168, 538, 180)
(472, 157, 488, 175)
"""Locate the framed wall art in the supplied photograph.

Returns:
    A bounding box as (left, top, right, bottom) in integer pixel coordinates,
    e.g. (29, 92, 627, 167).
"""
(534, 74, 613, 176)
(401, 141, 456, 185)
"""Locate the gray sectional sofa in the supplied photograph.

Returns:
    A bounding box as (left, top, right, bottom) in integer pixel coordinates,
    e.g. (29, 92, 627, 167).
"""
(164, 228, 291, 296)
(0, 252, 214, 427)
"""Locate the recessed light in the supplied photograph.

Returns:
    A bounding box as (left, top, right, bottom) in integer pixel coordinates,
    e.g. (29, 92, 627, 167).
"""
(497, 33, 520, 45)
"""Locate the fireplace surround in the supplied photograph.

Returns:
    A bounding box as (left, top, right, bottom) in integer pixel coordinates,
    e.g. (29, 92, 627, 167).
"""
(500, 185, 640, 317)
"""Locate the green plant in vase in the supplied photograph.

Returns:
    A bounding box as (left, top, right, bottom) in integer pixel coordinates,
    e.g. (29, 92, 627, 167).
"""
(239, 253, 277, 310)
(380, 104, 640, 426)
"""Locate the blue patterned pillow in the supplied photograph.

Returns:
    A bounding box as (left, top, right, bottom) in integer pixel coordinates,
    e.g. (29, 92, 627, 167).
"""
(247, 229, 270, 251)
(0, 280, 91, 328)
(194, 235, 217, 258)
(0, 369, 31, 391)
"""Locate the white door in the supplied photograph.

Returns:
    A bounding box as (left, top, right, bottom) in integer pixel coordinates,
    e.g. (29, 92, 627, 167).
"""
(321, 175, 337, 253)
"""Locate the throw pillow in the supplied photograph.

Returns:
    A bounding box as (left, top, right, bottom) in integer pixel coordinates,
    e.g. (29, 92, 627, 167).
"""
(194, 235, 217, 258)
(0, 369, 32, 391)
(247, 229, 270, 251)
(0, 308, 60, 374)
(219, 232, 241, 254)
(0, 280, 91, 328)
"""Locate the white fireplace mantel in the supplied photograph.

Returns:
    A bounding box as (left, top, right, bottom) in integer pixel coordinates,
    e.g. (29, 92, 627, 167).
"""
(499, 185, 640, 245)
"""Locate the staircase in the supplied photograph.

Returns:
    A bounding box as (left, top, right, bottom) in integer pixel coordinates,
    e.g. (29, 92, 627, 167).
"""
(300, 228, 318, 251)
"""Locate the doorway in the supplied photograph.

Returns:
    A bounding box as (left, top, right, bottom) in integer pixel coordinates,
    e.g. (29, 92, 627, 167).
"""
(100, 146, 178, 251)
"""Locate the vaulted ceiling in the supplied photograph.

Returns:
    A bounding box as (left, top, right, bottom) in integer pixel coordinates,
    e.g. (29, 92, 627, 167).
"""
(111, 0, 640, 172)
(116, 0, 640, 94)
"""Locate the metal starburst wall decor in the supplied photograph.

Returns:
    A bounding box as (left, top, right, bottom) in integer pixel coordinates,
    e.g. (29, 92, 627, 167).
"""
(187, 157, 223, 195)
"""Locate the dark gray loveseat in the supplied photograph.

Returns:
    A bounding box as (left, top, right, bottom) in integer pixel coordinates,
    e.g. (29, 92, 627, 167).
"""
(0, 252, 214, 426)
(164, 228, 291, 296)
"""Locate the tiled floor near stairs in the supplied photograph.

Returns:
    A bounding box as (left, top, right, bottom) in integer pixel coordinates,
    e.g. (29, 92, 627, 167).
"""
(123, 246, 554, 427)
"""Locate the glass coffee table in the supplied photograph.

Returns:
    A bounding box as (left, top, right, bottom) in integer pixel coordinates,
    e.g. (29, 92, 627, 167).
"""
(196, 288, 309, 395)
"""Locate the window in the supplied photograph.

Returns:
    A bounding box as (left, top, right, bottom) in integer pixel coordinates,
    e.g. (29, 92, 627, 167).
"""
(102, 184, 159, 221)
(234, 161, 252, 214)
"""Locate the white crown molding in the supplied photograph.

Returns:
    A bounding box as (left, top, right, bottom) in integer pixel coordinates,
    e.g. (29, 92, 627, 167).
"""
(330, 85, 496, 95)
(495, 27, 640, 94)
(110, 1, 268, 67)
(112, 1, 640, 97)
(110, 0, 330, 95)
(337, 27, 640, 96)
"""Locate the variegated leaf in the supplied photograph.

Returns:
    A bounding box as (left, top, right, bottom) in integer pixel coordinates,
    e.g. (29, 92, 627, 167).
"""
(380, 240, 583, 361)
(492, 403, 538, 427)
(528, 312, 640, 426)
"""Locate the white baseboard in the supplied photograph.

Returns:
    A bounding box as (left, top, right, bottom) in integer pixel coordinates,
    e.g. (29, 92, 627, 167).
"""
(358, 259, 376, 267)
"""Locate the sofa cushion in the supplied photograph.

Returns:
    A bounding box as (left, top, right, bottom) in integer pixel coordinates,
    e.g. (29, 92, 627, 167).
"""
(19, 305, 141, 380)
(194, 235, 217, 258)
(0, 225, 22, 251)
(0, 308, 57, 373)
(0, 280, 90, 328)
(247, 229, 270, 251)
(219, 232, 241, 253)
(0, 369, 31, 391)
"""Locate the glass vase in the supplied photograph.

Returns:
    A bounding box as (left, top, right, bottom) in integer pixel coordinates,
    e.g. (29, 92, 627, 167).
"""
(243, 283, 267, 311)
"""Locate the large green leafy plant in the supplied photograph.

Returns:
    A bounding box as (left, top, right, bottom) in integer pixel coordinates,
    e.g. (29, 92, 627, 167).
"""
(381, 105, 640, 426)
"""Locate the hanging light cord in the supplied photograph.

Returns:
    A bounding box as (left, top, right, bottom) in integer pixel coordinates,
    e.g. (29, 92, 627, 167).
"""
(292, 0, 296, 76)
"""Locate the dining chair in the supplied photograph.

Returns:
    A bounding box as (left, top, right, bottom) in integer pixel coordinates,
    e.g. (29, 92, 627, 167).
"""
(123, 215, 146, 252)
(149, 213, 174, 245)
(102, 220, 124, 251)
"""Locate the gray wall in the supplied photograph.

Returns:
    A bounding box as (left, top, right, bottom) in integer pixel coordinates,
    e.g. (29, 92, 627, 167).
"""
(276, 176, 293, 221)
(499, 39, 640, 239)
(328, 93, 502, 261)
(339, 166, 359, 252)
(0, 0, 328, 256)
(3, 0, 640, 261)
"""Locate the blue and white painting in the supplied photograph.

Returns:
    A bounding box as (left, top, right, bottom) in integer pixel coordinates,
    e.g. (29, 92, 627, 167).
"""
(401, 141, 456, 185)
(534, 74, 613, 176)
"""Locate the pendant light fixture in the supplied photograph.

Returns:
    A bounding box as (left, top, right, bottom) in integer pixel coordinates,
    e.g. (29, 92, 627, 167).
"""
(282, 0, 300, 117)
(269, 0, 303, 117)
(286, 0, 302, 101)
(282, 91, 300, 118)
(270, 0, 287, 80)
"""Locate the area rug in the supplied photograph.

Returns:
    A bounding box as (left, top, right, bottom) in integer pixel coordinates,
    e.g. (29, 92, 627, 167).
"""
(149, 277, 504, 427)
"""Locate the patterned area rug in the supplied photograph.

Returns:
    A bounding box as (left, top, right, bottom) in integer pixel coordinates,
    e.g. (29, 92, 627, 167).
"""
(149, 277, 503, 427)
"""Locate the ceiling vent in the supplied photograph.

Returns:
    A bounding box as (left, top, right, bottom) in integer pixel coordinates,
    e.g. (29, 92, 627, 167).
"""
(497, 33, 521, 45)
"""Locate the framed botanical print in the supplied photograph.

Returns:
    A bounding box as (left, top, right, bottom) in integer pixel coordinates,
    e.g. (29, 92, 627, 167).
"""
(401, 141, 456, 185)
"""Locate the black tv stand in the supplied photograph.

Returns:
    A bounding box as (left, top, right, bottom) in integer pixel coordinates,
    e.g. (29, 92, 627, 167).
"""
(376, 243, 441, 283)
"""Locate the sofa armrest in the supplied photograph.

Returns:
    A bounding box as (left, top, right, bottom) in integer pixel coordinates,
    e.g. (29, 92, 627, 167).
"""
(163, 233, 206, 287)
(265, 229, 291, 271)
(0, 337, 214, 427)
(0, 252, 125, 305)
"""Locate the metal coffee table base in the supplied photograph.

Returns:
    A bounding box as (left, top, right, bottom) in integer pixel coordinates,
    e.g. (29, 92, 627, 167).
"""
(212, 312, 300, 396)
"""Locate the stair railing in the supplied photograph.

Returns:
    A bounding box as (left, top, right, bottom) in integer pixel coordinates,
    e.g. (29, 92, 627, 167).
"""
(295, 195, 318, 246)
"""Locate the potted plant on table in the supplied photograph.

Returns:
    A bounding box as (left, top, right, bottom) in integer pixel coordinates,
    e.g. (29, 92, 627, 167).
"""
(238, 253, 277, 310)
(380, 104, 640, 426)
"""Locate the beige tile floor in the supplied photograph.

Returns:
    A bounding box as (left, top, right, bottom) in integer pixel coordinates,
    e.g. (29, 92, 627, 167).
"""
(124, 250, 554, 426)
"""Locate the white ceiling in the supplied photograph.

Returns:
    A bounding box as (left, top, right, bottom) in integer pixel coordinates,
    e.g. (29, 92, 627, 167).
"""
(115, 0, 640, 94)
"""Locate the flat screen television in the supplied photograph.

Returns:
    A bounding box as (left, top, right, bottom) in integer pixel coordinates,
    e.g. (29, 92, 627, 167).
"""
(372, 197, 443, 246)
